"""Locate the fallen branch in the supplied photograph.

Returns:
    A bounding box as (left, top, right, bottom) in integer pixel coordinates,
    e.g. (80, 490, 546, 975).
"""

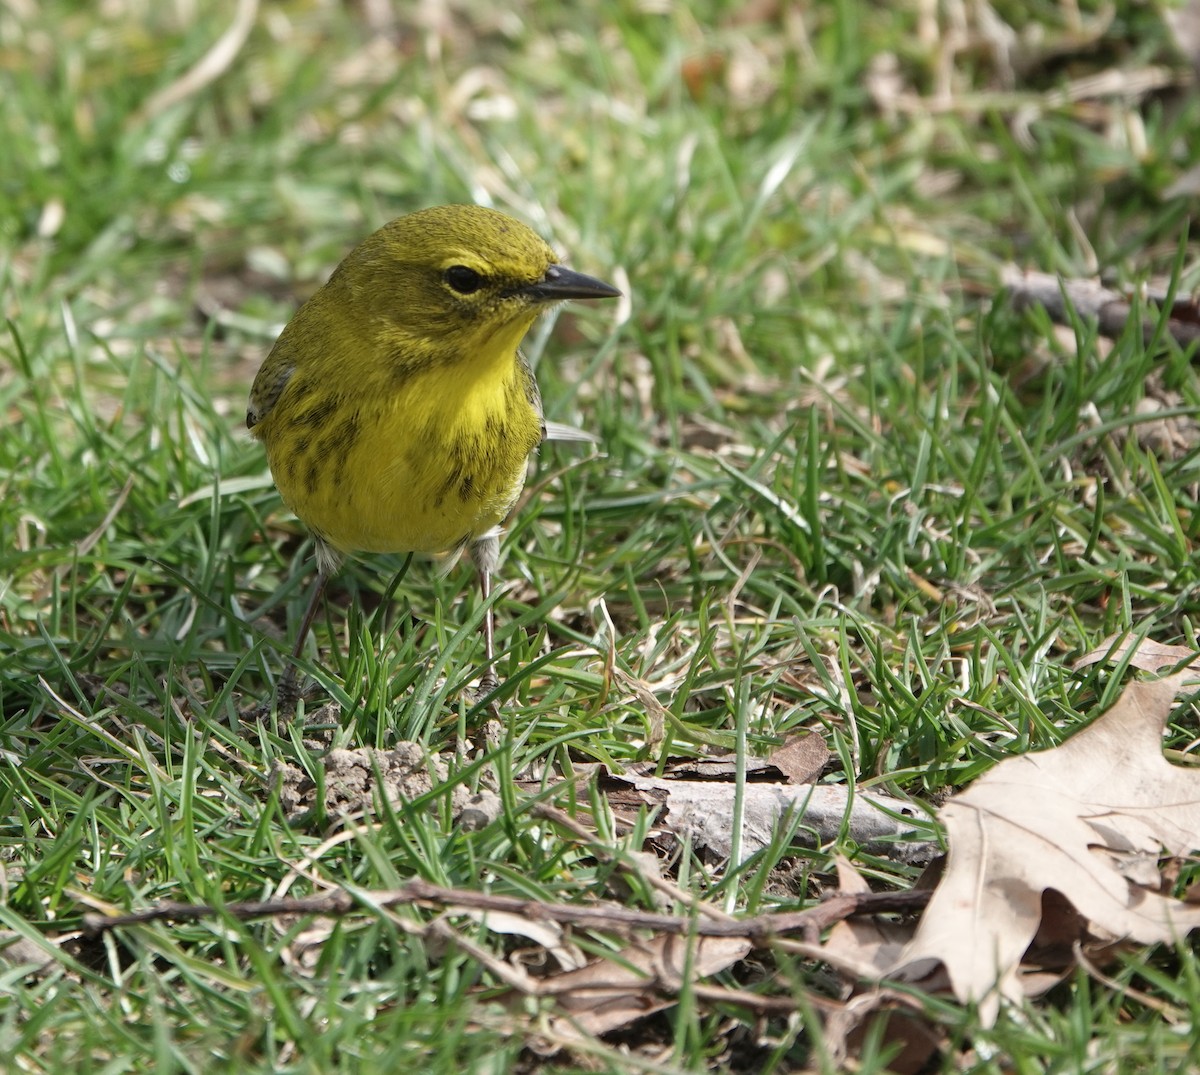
(609, 773, 938, 866)
(1002, 265, 1200, 348)
(82, 877, 929, 946)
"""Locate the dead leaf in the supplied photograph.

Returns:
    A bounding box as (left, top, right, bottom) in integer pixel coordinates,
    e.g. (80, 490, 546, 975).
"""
(543, 933, 751, 1040)
(889, 672, 1200, 1024)
(661, 731, 831, 784)
(835, 993, 946, 1075)
(833, 854, 872, 895)
(1074, 635, 1200, 672)
(818, 854, 921, 979)
(461, 909, 584, 972)
(769, 733, 832, 784)
(824, 914, 916, 980)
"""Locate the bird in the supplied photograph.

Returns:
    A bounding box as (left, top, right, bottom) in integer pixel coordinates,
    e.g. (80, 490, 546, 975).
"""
(246, 204, 620, 708)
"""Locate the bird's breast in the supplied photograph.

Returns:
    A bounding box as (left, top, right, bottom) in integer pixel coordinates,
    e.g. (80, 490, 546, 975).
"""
(266, 359, 543, 556)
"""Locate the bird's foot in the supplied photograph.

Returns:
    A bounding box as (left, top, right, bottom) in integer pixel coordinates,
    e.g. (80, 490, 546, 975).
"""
(467, 667, 503, 715)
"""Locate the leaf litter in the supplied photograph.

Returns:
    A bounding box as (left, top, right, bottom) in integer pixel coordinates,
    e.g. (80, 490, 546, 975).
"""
(77, 646, 1200, 1065)
(888, 667, 1200, 1025)
(346, 652, 1200, 1052)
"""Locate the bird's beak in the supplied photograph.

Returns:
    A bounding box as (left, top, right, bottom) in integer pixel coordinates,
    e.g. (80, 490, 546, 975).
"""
(522, 265, 621, 303)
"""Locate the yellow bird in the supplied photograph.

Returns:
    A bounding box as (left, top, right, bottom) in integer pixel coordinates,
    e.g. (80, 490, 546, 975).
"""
(247, 204, 620, 705)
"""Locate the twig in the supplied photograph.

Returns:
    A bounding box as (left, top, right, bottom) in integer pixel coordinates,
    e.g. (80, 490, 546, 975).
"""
(1072, 940, 1183, 1022)
(689, 980, 840, 1015)
(1002, 266, 1200, 348)
(82, 878, 929, 942)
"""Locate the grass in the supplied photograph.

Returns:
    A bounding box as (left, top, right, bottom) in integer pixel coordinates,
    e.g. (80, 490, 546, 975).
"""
(4, 0, 1200, 1070)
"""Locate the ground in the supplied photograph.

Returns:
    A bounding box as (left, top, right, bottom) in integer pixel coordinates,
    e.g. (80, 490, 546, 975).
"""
(4, 1, 1200, 1071)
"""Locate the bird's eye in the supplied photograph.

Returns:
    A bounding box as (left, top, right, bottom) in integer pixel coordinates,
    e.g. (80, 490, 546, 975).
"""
(445, 265, 484, 294)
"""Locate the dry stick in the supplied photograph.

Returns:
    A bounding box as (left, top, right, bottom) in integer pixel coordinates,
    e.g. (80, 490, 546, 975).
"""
(1002, 265, 1200, 347)
(689, 981, 841, 1015)
(82, 877, 929, 942)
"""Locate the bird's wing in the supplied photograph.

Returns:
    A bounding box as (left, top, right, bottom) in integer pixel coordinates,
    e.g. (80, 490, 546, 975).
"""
(246, 359, 295, 430)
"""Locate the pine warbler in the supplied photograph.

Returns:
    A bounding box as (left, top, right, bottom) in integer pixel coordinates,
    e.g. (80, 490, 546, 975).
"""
(247, 204, 619, 706)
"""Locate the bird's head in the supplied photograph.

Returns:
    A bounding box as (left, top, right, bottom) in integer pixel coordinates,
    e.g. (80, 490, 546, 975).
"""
(339, 204, 619, 362)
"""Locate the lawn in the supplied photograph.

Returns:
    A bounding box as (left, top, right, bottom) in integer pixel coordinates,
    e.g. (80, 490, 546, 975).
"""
(4, 0, 1200, 1071)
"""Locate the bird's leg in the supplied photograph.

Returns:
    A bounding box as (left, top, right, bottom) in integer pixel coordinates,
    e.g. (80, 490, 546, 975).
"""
(470, 532, 501, 695)
(478, 567, 498, 694)
(275, 568, 328, 712)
